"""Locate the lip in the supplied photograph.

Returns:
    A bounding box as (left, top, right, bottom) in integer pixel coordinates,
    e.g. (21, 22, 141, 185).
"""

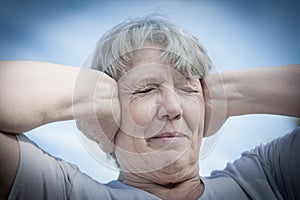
(147, 132, 188, 142)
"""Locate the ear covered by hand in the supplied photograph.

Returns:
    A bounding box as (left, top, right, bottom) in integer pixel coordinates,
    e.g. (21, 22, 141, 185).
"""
(74, 70, 121, 153)
(202, 73, 227, 137)
(76, 114, 120, 153)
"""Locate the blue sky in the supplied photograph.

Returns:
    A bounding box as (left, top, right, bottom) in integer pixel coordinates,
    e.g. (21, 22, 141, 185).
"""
(1, 0, 299, 183)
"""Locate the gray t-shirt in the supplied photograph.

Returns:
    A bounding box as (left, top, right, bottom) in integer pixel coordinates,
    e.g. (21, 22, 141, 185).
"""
(8, 128, 300, 200)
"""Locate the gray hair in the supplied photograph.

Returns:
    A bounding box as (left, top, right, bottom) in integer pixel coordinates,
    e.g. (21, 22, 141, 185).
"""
(91, 15, 213, 80)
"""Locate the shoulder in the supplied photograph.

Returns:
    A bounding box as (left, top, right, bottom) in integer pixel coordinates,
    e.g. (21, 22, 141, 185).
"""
(208, 127, 300, 199)
(8, 134, 104, 199)
(242, 127, 300, 167)
(0, 132, 19, 200)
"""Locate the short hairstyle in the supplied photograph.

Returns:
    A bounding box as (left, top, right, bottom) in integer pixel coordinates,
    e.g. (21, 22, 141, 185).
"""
(91, 15, 213, 80)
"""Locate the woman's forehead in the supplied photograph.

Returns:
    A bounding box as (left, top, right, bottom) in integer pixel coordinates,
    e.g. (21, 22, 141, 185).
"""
(129, 47, 165, 66)
(119, 63, 199, 86)
(116, 47, 203, 82)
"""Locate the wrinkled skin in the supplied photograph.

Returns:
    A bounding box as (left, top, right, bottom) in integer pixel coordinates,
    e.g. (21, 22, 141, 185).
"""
(115, 49, 204, 188)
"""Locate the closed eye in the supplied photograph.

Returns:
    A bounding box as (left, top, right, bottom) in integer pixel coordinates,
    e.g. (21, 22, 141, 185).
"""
(132, 84, 159, 95)
(179, 86, 200, 93)
(135, 87, 155, 94)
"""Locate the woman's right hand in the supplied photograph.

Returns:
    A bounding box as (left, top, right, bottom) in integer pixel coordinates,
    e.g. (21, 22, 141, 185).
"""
(74, 69, 120, 153)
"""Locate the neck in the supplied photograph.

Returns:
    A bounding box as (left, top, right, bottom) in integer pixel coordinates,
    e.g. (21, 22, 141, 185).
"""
(118, 169, 204, 200)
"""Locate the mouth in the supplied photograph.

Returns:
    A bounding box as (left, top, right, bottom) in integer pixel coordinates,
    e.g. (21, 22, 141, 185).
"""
(147, 132, 188, 142)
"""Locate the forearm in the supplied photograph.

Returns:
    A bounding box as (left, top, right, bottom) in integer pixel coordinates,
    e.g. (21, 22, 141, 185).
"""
(203, 64, 300, 136)
(0, 61, 114, 133)
(223, 64, 300, 118)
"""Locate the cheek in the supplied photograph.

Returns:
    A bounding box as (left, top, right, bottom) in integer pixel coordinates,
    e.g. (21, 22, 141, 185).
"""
(185, 95, 204, 160)
(128, 97, 156, 127)
(115, 129, 147, 152)
(119, 95, 158, 139)
(181, 95, 205, 132)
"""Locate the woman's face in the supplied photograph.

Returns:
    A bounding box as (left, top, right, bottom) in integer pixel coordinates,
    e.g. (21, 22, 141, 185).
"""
(115, 49, 205, 178)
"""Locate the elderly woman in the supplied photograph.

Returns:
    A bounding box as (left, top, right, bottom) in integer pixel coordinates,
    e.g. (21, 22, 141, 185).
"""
(0, 16, 299, 200)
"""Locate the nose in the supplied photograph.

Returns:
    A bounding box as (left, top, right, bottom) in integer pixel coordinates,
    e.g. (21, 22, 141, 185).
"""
(157, 87, 182, 120)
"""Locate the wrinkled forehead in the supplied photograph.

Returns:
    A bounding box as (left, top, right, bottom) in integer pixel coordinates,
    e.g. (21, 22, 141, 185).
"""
(120, 47, 166, 69)
(120, 63, 184, 82)
(117, 63, 201, 91)
(123, 47, 199, 80)
(128, 47, 164, 66)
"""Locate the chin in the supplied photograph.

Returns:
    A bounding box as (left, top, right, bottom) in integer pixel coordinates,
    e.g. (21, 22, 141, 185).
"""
(157, 150, 195, 173)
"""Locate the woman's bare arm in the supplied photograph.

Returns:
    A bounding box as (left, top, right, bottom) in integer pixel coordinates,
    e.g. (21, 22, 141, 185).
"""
(0, 61, 77, 133)
(0, 60, 119, 134)
(0, 60, 120, 198)
(204, 64, 300, 136)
